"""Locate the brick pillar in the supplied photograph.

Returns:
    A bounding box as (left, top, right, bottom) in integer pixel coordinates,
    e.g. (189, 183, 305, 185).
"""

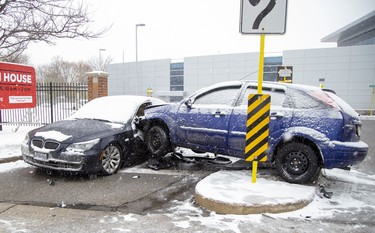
(86, 71, 108, 101)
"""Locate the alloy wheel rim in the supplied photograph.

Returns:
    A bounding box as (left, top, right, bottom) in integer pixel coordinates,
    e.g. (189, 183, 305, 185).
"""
(102, 145, 121, 174)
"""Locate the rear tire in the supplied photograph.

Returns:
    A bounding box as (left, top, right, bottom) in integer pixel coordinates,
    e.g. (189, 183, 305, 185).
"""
(275, 142, 320, 184)
(146, 125, 171, 158)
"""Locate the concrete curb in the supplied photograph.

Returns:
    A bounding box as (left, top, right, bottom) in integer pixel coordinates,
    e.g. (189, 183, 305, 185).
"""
(195, 192, 312, 215)
(0, 156, 22, 164)
(194, 170, 316, 215)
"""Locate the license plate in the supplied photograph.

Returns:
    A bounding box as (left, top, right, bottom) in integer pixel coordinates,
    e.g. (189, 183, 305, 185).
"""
(34, 152, 48, 161)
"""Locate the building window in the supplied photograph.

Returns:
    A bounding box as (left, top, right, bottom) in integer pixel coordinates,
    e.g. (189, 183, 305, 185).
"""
(170, 96, 184, 102)
(170, 62, 184, 92)
(264, 56, 282, 82)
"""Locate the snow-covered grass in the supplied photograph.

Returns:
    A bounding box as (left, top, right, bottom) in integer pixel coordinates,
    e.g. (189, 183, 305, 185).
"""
(0, 125, 38, 159)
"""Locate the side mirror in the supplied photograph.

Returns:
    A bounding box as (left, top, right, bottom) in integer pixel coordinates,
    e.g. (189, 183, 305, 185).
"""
(185, 98, 193, 108)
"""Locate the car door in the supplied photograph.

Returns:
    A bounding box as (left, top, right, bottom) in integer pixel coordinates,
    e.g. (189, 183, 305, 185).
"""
(227, 85, 293, 157)
(175, 85, 242, 153)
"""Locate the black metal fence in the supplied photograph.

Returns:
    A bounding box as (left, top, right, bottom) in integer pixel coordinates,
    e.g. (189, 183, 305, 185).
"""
(0, 82, 88, 127)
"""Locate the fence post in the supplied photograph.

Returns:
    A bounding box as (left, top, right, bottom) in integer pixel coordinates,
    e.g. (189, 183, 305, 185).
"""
(49, 82, 54, 123)
(86, 71, 108, 101)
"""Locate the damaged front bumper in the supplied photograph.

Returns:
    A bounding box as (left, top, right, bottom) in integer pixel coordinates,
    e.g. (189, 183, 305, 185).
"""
(22, 148, 102, 173)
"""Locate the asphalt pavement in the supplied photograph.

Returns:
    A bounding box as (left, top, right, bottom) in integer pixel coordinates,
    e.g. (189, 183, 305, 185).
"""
(0, 119, 374, 232)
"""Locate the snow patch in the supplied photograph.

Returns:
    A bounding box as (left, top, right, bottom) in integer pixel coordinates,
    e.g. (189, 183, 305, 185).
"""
(196, 170, 316, 206)
(323, 169, 375, 186)
(35, 130, 71, 141)
(0, 160, 30, 173)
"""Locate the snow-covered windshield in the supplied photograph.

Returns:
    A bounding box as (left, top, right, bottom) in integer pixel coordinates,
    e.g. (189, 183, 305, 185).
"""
(70, 96, 147, 124)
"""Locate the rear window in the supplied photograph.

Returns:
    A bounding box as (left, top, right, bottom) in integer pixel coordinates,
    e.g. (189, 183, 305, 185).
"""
(326, 92, 358, 118)
(291, 89, 340, 110)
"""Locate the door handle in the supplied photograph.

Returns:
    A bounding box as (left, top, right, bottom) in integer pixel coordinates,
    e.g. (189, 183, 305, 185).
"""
(270, 112, 284, 118)
(213, 110, 225, 118)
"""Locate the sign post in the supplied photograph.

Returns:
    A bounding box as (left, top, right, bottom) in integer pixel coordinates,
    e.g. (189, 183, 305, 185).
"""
(240, 0, 288, 183)
(370, 84, 375, 116)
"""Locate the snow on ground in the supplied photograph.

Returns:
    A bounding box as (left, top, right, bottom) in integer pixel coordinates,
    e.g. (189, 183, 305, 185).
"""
(0, 160, 31, 173)
(0, 125, 38, 159)
(196, 170, 316, 206)
(1, 123, 375, 232)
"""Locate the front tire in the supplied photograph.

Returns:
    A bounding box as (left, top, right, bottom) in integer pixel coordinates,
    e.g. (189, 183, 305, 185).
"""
(275, 142, 320, 184)
(146, 125, 171, 158)
(101, 144, 122, 175)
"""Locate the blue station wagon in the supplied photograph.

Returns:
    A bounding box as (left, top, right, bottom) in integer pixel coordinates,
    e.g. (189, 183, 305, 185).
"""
(143, 81, 368, 183)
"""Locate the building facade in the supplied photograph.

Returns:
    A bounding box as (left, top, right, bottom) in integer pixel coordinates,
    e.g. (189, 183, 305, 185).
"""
(107, 11, 375, 110)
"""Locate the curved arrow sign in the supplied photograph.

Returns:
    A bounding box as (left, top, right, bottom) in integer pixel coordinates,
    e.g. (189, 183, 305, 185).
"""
(240, 0, 288, 34)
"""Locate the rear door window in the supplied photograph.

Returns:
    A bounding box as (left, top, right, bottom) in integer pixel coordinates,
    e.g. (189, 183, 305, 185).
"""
(241, 86, 286, 107)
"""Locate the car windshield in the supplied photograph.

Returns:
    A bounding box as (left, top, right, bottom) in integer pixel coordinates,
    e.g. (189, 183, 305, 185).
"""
(70, 96, 140, 124)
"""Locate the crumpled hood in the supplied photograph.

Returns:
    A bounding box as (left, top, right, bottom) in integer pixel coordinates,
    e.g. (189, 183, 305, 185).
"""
(29, 119, 127, 143)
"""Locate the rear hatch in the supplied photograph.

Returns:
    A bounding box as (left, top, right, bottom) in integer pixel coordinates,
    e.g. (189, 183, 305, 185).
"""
(325, 92, 362, 142)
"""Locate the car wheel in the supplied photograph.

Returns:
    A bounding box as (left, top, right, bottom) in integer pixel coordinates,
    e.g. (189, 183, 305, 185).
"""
(275, 142, 320, 184)
(146, 125, 171, 158)
(101, 144, 122, 175)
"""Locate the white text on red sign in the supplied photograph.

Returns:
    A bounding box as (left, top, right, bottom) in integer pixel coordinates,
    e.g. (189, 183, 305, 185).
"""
(0, 72, 33, 84)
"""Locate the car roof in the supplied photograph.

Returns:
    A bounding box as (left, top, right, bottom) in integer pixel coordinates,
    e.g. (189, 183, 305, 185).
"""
(242, 80, 325, 93)
(90, 95, 165, 105)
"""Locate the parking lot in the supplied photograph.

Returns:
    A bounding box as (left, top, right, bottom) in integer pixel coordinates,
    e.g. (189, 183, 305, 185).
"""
(0, 119, 374, 232)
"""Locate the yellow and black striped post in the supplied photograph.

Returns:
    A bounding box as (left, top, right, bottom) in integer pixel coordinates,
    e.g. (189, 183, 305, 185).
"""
(245, 94, 271, 183)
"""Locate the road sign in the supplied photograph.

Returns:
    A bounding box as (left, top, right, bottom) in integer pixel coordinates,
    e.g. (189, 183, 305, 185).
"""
(277, 66, 293, 83)
(240, 0, 288, 34)
(245, 94, 270, 162)
(0, 62, 36, 109)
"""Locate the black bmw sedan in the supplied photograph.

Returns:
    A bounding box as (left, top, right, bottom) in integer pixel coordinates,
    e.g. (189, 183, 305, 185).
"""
(21, 95, 164, 175)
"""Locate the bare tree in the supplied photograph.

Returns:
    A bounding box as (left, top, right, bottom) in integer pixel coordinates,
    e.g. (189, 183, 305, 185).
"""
(0, 0, 110, 62)
(88, 55, 113, 71)
(1, 53, 30, 64)
(37, 56, 92, 83)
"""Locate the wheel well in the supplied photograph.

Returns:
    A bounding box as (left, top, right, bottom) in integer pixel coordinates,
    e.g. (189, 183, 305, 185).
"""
(272, 136, 324, 166)
(146, 119, 170, 135)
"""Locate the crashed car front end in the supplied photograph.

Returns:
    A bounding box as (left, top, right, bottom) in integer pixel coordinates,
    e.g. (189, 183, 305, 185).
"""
(21, 133, 104, 173)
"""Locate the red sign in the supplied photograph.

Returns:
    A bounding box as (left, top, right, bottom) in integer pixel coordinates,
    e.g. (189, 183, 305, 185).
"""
(0, 62, 36, 109)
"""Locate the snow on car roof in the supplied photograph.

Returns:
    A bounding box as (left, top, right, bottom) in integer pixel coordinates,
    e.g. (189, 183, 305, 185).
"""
(70, 95, 164, 124)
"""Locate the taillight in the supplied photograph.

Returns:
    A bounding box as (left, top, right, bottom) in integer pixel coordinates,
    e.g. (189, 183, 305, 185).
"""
(356, 124, 361, 138)
(342, 124, 359, 142)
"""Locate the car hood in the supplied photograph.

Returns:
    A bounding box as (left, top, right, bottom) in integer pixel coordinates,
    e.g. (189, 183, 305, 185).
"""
(29, 119, 128, 143)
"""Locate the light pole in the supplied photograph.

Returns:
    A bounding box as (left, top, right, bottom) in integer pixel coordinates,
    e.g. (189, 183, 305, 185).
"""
(135, 23, 145, 95)
(135, 23, 145, 62)
(99, 48, 106, 71)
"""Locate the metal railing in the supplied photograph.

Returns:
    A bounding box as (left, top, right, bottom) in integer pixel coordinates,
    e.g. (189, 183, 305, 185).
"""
(0, 82, 88, 128)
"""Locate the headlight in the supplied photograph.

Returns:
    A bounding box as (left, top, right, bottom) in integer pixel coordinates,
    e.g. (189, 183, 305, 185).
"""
(65, 139, 100, 153)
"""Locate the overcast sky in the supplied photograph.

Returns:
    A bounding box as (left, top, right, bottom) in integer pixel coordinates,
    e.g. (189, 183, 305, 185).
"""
(26, 0, 375, 66)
